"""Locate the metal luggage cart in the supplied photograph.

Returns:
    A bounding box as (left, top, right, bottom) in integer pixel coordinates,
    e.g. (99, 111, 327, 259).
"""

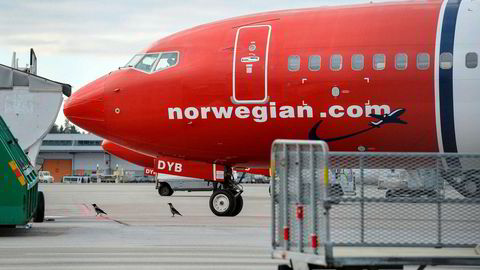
(271, 140, 480, 270)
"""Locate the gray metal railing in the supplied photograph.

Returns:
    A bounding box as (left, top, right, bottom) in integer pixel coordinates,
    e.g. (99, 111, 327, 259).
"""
(271, 140, 480, 267)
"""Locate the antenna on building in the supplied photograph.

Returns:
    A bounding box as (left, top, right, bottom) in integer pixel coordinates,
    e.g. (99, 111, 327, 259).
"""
(11, 52, 17, 68)
(30, 48, 37, 75)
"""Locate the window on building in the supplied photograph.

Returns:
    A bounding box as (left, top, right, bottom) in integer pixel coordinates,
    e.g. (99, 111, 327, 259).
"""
(373, 54, 386, 70)
(416, 53, 430, 70)
(395, 53, 408, 70)
(330, 54, 342, 71)
(439, 52, 453, 70)
(77, 140, 102, 146)
(351, 54, 364, 71)
(308, 55, 321, 71)
(466, 52, 478, 69)
(41, 140, 73, 146)
(288, 55, 300, 71)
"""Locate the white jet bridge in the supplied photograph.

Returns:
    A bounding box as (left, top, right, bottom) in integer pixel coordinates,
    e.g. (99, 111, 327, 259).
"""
(0, 49, 71, 166)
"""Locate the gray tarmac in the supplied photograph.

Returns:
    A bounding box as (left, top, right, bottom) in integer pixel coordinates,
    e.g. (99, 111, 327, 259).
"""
(0, 183, 478, 270)
(0, 183, 279, 270)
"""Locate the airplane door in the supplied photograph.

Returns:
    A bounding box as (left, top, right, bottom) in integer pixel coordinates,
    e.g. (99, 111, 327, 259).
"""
(232, 25, 271, 104)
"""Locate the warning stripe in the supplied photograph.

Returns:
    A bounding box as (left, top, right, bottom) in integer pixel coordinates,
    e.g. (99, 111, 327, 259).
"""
(8, 160, 17, 170)
(8, 160, 26, 186)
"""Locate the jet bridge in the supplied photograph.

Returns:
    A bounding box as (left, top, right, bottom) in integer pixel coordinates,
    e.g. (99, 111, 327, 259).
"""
(0, 49, 71, 165)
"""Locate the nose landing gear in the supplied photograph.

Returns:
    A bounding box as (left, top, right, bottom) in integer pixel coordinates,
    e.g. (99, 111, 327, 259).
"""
(209, 167, 243, 216)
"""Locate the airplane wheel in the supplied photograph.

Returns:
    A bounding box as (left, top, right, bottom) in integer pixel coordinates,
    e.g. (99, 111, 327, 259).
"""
(33, 191, 45, 223)
(209, 190, 236, 216)
(278, 264, 292, 270)
(158, 183, 173, 196)
(229, 194, 243, 217)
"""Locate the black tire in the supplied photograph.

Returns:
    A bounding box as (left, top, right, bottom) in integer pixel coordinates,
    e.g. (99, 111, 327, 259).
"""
(278, 264, 292, 270)
(209, 190, 236, 216)
(33, 191, 45, 223)
(229, 194, 243, 217)
(158, 183, 173, 196)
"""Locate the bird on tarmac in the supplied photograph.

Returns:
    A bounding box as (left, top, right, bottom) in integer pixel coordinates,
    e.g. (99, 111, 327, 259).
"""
(168, 203, 182, 217)
(92, 204, 107, 216)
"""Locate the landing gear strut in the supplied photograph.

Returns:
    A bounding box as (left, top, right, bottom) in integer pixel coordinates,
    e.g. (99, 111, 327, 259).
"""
(209, 167, 243, 217)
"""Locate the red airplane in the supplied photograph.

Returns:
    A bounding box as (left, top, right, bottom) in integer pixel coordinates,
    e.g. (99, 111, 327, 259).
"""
(64, 0, 480, 216)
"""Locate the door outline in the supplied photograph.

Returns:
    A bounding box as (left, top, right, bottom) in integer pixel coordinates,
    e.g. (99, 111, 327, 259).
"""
(232, 25, 271, 104)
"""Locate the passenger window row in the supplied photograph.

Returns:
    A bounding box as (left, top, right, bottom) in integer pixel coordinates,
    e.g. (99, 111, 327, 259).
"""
(288, 52, 478, 72)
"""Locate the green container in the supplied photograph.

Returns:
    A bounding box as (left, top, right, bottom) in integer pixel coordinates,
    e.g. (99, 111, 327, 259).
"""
(0, 116, 43, 226)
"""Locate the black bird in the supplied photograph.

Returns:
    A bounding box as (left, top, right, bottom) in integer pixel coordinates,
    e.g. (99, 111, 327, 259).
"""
(92, 204, 107, 216)
(168, 203, 182, 217)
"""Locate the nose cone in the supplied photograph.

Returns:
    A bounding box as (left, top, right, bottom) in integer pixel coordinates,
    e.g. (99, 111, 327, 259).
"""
(64, 75, 106, 135)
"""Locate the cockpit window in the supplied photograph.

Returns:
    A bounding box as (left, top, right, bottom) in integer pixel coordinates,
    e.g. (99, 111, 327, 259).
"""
(135, 54, 159, 72)
(154, 52, 179, 71)
(125, 52, 179, 73)
(125, 54, 143, 67)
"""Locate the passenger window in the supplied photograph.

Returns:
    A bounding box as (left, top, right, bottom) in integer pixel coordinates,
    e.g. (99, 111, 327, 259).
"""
(308, 55, 321, 71)
(154, 52, 179, 71)
(135, 54, 159, 72)
(416, 53, 430, 70)
(330, 54, 342, 71)
(440, 52, 453, 70)
(395, 53, 408, 70)
(373, 54, 385, 70)
(466, 52, 478, 69)
(288, 55, 300, 71)
(351, 54, 364, 71)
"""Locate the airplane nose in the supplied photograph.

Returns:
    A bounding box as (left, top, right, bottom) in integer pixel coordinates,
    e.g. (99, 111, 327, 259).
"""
(64, 75, 106, 135)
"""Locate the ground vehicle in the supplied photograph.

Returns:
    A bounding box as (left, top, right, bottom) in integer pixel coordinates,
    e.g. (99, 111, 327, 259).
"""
(0, 116, 44, 227)
(271, 140, 480, 270)
(38, 171, 54, 183)
(62, 175, 91, 183)
(156, 177, 214, 196)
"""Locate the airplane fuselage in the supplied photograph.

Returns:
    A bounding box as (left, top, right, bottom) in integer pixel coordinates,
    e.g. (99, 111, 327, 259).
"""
(64, 0, 480, 168)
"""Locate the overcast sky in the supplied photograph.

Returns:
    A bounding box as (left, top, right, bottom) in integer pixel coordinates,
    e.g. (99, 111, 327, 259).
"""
(0, 0, 395, 126)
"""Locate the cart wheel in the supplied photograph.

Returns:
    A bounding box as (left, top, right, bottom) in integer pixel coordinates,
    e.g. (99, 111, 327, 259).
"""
(33, 191, 45, 223)
(158, 183, 173, 196)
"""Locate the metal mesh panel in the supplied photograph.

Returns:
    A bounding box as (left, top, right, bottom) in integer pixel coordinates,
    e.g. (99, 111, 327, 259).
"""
(273, 146, 480, 255)
(362, 202, 438, 245)
(442, 203, 480, 245)
(272, 140, 329, 256)
(327, 152, 480, 247)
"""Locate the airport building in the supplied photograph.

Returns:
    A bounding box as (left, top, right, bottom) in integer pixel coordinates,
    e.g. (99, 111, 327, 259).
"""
(37, 134, 145, 182)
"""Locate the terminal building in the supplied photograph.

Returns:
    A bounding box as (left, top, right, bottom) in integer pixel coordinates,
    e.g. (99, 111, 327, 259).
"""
(37, 134, 145, 182)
